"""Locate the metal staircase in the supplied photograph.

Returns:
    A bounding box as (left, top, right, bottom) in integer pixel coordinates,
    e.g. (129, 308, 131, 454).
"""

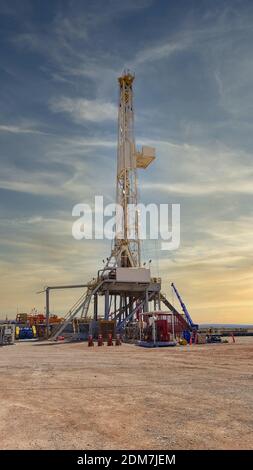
(50, 279, 104, 340)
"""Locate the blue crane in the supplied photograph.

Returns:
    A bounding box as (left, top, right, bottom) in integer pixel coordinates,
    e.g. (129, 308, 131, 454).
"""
(171, 283, 198, 330)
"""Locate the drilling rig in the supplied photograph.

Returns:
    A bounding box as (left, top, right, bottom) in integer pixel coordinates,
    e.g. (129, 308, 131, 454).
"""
(92, 70, 161, 331)
(48, 71, 189, 340)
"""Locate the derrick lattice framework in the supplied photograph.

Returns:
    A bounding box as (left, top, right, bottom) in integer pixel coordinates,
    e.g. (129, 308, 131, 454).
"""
(114, 72, 140, 267)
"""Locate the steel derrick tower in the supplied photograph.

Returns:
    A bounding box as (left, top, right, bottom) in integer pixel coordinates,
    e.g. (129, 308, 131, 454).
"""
(112, 71, 155, 268)
(114, 71, 139, 267)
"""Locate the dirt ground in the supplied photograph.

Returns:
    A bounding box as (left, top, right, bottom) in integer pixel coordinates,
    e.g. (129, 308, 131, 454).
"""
(0, 337, 253, 450)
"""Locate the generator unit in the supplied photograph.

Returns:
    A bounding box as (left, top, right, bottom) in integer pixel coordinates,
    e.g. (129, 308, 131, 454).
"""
(0, 324, 15, 346)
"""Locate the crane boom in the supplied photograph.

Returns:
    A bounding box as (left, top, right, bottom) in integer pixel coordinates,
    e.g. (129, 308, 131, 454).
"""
(171, 283, 198, 330)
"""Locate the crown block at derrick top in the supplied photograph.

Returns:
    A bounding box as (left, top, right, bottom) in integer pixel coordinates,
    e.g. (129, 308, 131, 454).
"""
(118, 73, 135, 86)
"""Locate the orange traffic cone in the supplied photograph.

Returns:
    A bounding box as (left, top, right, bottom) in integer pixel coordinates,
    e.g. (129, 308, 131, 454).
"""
(115, 334, 121, 346)
(97, 334, 104, 346)
(107, 333, 113, 346)
(88, 335, 94, 347)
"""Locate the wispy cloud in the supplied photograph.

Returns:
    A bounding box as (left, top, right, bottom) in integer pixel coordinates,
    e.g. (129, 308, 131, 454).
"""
(134, 39, 189, 65)
(0, 131, 116, 199)
(139, 138, 253, 196)
(0, 124, 46, 134)
(50, 97, 117, 123)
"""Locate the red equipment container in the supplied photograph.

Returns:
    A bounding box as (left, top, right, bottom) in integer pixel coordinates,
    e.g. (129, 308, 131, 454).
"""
(156, 319, 170, 342)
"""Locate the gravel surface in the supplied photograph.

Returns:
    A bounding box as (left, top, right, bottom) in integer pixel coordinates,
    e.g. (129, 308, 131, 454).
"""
(0, 337, 253, 449)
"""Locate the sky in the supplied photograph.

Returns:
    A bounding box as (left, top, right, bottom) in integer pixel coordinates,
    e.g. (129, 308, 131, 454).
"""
(0, 0, 252, 323)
